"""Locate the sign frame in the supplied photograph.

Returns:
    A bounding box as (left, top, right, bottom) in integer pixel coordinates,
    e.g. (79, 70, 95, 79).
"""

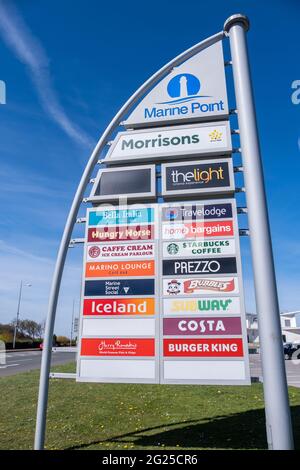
(88, 164, 156, 203)
(105, 121, 232, 165)
(161, 158, 235, 198)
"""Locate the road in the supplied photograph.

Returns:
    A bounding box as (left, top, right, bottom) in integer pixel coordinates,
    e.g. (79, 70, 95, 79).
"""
(250, 353, 300, 388)
(0, 351, 300, 388)
(0, 350, 76, 377)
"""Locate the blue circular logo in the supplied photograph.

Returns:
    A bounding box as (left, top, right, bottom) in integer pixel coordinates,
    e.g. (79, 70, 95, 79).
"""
(167, 73, 200, 99)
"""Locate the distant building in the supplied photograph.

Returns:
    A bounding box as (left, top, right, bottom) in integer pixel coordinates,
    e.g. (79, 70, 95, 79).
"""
(246, 311, 300, 344)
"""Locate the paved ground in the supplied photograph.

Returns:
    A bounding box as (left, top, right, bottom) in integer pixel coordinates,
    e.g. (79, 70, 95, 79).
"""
(1, 351, 300, 388)
(0, 350, 76, 377)
(250, 353, 300, 388)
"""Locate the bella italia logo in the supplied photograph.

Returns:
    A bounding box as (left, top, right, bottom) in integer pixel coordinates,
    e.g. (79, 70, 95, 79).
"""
(144, 73, 225, 119)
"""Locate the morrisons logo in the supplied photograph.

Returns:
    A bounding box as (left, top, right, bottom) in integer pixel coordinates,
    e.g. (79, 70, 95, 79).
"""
(121, 133, 200, 151)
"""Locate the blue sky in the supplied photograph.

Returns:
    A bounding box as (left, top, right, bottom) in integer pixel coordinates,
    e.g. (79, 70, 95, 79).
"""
(0, 0, 299, 335)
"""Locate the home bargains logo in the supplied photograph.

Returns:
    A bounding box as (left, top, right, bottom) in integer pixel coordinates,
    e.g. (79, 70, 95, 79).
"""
(83, 298, 155, 316)
(81, 338, 155, 357)
(85, 260, 155, 278)
(163, 277, 239, 296)
(162, 221, 233, 240)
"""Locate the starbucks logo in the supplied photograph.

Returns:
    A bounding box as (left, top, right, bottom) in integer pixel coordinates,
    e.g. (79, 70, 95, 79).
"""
(167, 243, 179, 255)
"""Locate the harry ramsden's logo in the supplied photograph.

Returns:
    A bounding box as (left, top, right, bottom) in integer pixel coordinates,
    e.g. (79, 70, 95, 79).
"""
(98, 340, 137, 354)
(184, 278, 235, 294)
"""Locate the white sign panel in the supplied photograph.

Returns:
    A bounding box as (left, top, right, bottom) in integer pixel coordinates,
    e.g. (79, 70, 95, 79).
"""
(163, 296, 241, 315)
(124, 41, 228, 128)
(163, 239, 236, 257)
(105, 122, 232, 164)
(87, 243, 156, 261)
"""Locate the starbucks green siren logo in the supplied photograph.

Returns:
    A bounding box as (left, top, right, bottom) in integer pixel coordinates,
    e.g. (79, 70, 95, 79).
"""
(167, 243, 179, 255)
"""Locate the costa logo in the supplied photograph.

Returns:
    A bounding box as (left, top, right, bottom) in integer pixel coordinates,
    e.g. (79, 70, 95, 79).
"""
(85, 260, 155, 278)
(162, 257, 237, 276)
(163, 317, 242, 335)
(86, 242, 155, 261)
(163, 338, 244, 357)
(163, 277, 239, 296)
(88, 225, 154, 242)
(163, 296, 240, 315)
(162, 220, 234, 240)
(83, 298, 155, 316)
(81, 338, 155, 357)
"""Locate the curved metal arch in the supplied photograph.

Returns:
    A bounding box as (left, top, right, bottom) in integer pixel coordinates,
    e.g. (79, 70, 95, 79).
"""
(34, 30, 225, 450)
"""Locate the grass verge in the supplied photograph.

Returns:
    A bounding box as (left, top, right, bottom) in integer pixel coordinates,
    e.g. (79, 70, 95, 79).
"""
(1, 362, 300, 450)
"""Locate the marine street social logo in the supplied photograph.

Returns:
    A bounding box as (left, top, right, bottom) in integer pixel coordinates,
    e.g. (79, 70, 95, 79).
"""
(144, 73, 225, 120)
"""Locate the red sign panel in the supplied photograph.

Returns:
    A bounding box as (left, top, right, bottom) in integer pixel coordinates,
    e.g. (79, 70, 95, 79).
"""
(81, 338, 155, 357)
(83, 298, 155, 316)
(163, 338, 244, 357)
(88, 225, 154, 242)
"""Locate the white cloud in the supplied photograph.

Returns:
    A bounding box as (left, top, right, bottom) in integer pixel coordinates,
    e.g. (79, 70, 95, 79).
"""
(0, 0, 96, 149)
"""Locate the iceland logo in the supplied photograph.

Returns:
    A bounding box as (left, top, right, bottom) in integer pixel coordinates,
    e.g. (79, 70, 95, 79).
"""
(158, 73, 209, 105)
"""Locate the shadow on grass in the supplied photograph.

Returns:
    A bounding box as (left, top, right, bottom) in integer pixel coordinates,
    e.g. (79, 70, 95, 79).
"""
(66, 406, 300, 450)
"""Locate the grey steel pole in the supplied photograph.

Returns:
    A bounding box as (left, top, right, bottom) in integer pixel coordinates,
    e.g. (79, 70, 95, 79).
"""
(12, 280, 23, 349)
(34, 30, 225, 450)
(70, 299, 75, 347)
(224, 14, 294, 450)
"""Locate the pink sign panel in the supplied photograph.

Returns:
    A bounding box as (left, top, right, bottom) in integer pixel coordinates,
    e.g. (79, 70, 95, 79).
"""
(163, 317, 242, 336)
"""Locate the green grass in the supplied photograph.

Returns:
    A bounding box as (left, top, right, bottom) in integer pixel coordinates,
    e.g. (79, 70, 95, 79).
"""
(1, 362, 300, 450)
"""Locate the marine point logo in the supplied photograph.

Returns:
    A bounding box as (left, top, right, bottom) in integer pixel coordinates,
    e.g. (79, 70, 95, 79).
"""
(158, 73, 208, 106)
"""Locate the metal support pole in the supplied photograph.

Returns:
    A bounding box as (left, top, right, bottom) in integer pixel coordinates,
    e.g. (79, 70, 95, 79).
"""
(224, 14, 294, 450)
(70, 299, 75, 347)
(12, 281, 23, 349)
(34, 30, 225, 450)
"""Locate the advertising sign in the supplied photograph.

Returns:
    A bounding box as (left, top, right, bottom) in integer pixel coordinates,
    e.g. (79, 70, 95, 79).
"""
(161, 203, 233, 222)
(87, 243, 155, 261)
(160, 199, 250, 385)
(163, 296, 240, 315)
(162, 257, 237, 276)
(77, 204, 159, 383)
(161, 220, 234, 240)
(83, 298, 155, 316)
(89, 165, 156, 203)
(89, 207, 154, 226)
(81, 338, 155, 357)
(163, 338, 244, 357)
(124, 41, 228, 128)
(163, 317, 242, 335)
(88, 225, 154, 242)
(105, 121, 232, 164)
(161, 159, 234, 197)
(85, 260, 155, 278)
(84, 279, 155, 297)
(163, 239, 236, 257)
